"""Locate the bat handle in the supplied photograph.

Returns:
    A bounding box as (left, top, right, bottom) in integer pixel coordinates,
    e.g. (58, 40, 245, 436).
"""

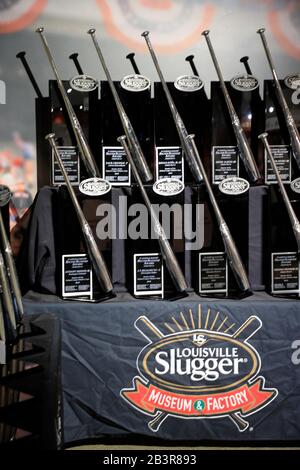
(230, 412, 249, 432)
(240, 56, 252, 75)
(185, 55, 199, 77)
(69, 53, 84, 75)
(148, 409, 249, 432)
(148, 411, 168, 432)
(126, 52, 140, 75)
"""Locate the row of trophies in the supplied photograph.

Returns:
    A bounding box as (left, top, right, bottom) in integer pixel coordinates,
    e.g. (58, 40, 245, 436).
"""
(14, 27, 300, 302)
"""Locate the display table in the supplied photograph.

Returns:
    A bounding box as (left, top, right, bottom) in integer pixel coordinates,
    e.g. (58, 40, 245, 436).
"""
(23, 291, 300, 445)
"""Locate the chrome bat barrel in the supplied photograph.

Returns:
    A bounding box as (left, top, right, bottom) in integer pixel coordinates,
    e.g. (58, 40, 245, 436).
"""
(0, 186, 24, 323)
(257, 28, 300, 170)
(202, 30, 261, 183)
(36, 27, 100, 178)
(87, 28, 152, 183)
(141, 31, 203, 184)
(118, 135, 187, 293)
(259, 132, 300, 252)
(46, 133, 113, 294)
(0, 252, 17, 341)
(0, 301, 5, 344)
(187, 134, 251, 292)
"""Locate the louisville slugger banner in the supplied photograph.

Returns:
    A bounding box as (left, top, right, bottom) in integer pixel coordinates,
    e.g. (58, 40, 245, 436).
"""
(121, 307, 278, 432)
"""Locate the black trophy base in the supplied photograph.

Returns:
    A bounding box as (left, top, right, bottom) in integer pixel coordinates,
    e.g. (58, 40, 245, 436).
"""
(269, 292, 300, 300)
(132, 290, 189, 301)
(62, 291, 116, 303)
(197, 289, 253, 300)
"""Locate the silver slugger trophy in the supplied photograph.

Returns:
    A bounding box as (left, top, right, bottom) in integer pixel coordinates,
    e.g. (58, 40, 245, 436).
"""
(87, 28, 152, 183)
(202, 30, 261, 183)
(257, 28, 300, 170)
(118, 135, 187, 294)
(46, 133, 113, 296)
(36, 27, 103, 180)
(187, 134, 251, 293)
(259, 132, 300, 252)
(142, 31, 203, 184)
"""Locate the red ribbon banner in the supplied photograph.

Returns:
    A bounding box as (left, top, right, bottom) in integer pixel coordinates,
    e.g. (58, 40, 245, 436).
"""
(122, 377, 274, 417)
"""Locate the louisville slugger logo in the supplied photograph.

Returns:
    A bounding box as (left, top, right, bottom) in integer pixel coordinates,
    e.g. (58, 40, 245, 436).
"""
(70, 74, 98, 92)
(230, 75, 259, 92)
(121, 307, 278, 432)
(121, 74, 151, 92)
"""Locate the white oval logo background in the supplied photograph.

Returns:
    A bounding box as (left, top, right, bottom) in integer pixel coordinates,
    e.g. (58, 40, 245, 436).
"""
(79, 178, 111, 196)
(230, 75, 259, 92)
(70, 75, 98, 92)
(121, 74, 151, 92)
(219, 177, 249, 196)
(284, 74, 300, 90)
(174, 75, 204, 92)
(153, 178, 184, 196)
(291, 177, 300, 194)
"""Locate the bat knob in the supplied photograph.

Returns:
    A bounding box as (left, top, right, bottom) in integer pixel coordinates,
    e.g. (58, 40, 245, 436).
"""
(88, 28, 96, 35)
(185, 55, 194, 61)
(202, 30, 210, 36)
(240, 56, 249, 63)
(117, 135, 126, 144)
(186, 134, 195, 141)
(126, 52, 135, 60)
(257, 28, 265, 34)
(36, 27, 44, 33)
(45, 133, 55, 141)
(16, 51, 26, 59)
(69, 53, 79, 59)
(258, 132, 268, 140)
(0, 185, 12, 207)
(141, 31, 150, 37)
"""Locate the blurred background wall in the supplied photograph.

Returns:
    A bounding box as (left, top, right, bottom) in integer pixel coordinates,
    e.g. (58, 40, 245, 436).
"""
(0, 0, 299, 212)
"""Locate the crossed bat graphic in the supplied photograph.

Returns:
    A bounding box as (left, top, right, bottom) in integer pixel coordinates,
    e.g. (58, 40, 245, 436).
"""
(135, 315, 261, 432)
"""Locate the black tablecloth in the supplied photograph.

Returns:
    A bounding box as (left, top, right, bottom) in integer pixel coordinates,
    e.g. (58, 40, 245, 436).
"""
(24, 292, 300, 444)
